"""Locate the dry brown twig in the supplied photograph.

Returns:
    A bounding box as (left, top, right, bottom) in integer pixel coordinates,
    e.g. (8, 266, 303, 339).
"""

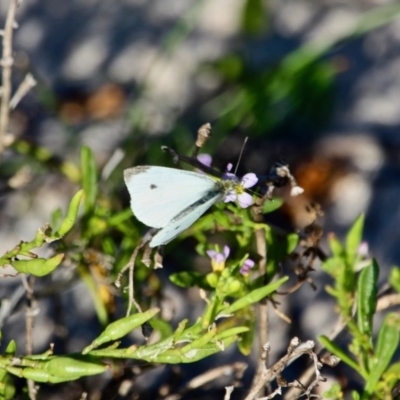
(0, 0, 37, 161)
(0, 0, 21, 159)
(249, 195, 269, 396)
(244, 338, 339, 400)
(21, 274, 38, 400)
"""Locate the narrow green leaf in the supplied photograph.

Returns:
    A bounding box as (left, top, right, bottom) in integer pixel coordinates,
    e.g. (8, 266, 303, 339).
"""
(83, 308, 159, 354)
(319, 335, 361, 373)
(345, 214, 364, 265)
(241, 0, 269, 36)
(266, 229, 298, 276)
(237, 316, 255, 356)
(13, 254, 64, 277)
(365, 313, 400, 394)
(56, 190, 83, 237)
(78, 266, 109, 325)
(108, 209, 134, 226)
(181, 324, 217, 354)
(149, 318, 173, 341)
(81, 146, 98, 213)
(170, 271, 211, 290)
(4, 341, 16, 355)
(329, 234, 345, 258)
(352, 391, 361, 400)
(357, 259, 379, 337)
(153, 335, 238, 364)
(287, 233, 299, 254)
(43, 356, 108, 379)
(218, 276, 288, 316)
(389, 267, 400, 293)
(262, 198, 283, 214)
(215, 326, 249, 341)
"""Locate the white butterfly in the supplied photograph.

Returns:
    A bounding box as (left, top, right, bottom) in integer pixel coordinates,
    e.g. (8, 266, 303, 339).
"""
(124, 166, 257, 247)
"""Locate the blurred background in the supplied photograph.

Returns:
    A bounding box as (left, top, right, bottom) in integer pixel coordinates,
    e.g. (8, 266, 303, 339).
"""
(0, 0, 400, 398)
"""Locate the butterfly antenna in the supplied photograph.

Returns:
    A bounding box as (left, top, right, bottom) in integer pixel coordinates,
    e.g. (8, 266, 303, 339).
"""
(234, 137, 248, 175)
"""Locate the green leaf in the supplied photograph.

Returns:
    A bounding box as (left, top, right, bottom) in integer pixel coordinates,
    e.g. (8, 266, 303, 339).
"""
(329, 234, 345, 258)
(43, 356, 108, 379)
(170, 271, 212, 290)
(51, 208, 63, 230)
(149, 318, 173, 341)
(389, 267, 400, 293)
(237, 311, 255, 356)
(12, 254, 64, 277)
(56, 190, 83, 237)
(4, 341, 16, 355)
(78, 265, 109, 325)
(357, 259, 379, 337)
(365, 313, 400, 394)
(108, 209, 134, 226)
(241, 0, 269, 36)
(215, 326, 249, 341)
(319, 335, 361, 374)
(218, 276, 288, 316)
(81, 146, 98, 213)
(322, 382, 344, 399)
(83, 308, 160, 354)
(345, 214, 364, 265)
(352, 392, 361, 400)
(266, 229, 298, 276)
(262, 198, 283, 214)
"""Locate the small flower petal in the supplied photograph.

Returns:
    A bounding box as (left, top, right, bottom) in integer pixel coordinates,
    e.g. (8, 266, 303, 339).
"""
(241, 173, 258, 189)
(197, 154, 212, 167)
(357, 242, 369, 258)
(206, 250, 217, 259)
(237, 192, 253, 208)
(214, 253, 225, 263)
(240, 258, 255, 275)
(224, 192, 237, 203)
(223, 245, 230, 259)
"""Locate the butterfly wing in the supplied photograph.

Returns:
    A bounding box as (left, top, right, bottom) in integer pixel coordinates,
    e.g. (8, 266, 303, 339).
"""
(150, 189, 224, 247)
(124, 166, 221, 229)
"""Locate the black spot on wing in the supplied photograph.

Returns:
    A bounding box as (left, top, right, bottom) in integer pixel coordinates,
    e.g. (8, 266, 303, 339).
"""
(150, 184, 157, 189)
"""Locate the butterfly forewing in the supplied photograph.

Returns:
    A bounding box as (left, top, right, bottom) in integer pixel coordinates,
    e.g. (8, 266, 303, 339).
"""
(150, 188, 224, 247)
(124, 166, 222, 229)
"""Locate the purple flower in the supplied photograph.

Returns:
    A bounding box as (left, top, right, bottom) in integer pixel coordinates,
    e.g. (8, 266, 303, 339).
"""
(197, 157, 258, 208)
(357, 241, 369, 258)
(224, 172, 258, 208)
(197, 154, 212, 168)
(207, 245, 230, 272)
(240, 258, 255, 275)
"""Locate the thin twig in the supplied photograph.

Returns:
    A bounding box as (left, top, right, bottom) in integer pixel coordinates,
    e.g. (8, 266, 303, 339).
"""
(9, 72, 36, 109)
(245, 339, 319, 400)
(224, 386, 234, 400)
(186, 362, 247, 390)
(249, 196, 269, 395)
(115, 234, 155, 315)
(115, 245, 143, 316)
(23, 274, 37, 400)
(0, 0, 21, 160)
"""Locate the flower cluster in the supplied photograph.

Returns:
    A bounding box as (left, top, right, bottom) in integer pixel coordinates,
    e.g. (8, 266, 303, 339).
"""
(198, 155, 258, 208)
(207, 245, 255, 275)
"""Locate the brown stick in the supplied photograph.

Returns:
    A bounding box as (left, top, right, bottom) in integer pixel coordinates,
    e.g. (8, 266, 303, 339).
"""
(0, 0, 21, 160)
